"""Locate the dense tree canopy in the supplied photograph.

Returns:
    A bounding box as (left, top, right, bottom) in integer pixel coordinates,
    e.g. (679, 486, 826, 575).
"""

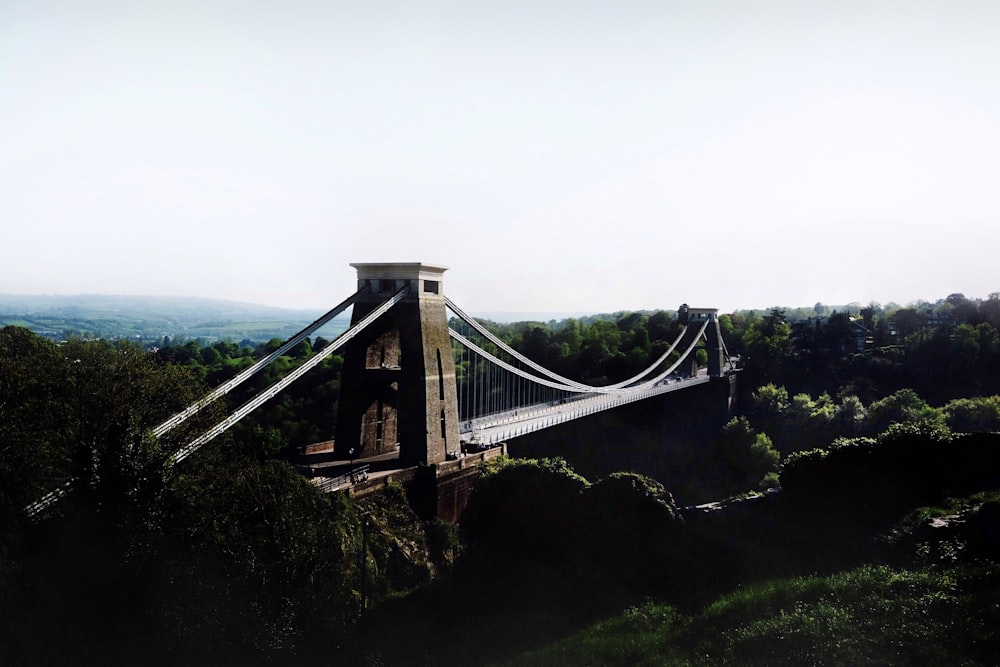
(4, 290, 1000, 663)
(0, 327, 436, 663)
(729, 294, 1000, 403)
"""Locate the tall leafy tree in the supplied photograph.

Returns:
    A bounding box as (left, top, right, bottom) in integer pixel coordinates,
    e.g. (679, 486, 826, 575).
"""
(0, 326, 73, 511)
(742, 308, 793, 386)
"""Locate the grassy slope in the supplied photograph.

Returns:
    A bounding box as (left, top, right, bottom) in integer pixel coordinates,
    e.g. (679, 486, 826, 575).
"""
(334, 441, 1000, 666)
(499, 487, 1000, 667)
(502, 563, 1000, 666)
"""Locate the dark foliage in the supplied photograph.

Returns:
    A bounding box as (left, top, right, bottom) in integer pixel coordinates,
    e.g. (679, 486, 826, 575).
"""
(0, 327, 434, 664)
(7, 288, 1000, 665)
(734, 294, 1000, 403)
(780, 426, 1000, 521)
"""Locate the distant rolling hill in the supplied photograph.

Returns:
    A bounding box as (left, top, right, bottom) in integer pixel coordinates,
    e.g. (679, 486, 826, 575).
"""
(0, 294, 614, 346)
(0, 294, 347, 344)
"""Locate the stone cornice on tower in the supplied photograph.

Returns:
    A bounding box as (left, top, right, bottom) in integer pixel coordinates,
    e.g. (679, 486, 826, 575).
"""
(350, 262, 449, 282)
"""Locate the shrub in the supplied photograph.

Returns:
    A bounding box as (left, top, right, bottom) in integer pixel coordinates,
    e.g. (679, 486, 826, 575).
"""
(944, 396, 1000, 433)
(865, 388, 947, 435)
(779, 425, 1000, 529)
(460, 457, 589, 565)
(579, 473, 685, 589)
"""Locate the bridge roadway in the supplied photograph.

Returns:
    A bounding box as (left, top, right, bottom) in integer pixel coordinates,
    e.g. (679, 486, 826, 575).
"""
(298, 374, 712, 493)
(460, 371, 712, 447)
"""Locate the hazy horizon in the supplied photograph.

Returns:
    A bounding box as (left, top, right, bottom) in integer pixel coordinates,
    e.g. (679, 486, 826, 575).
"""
(1, 288, 989, 320)
(3, 1, 997, 314)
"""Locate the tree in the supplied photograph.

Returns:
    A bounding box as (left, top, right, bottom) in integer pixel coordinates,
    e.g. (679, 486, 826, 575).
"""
(865, 388, 946, 435)
(832, 394, 867, 436)
(580, 473, 685, 591)
(200, 345, 223, 366)
(943, 396, 1000, 433)
(160, 448, 354, 659)
(521, 325, 553, 364)
(981, 293, 1000, 330)
(291, 337, 313, 359)
(553, 318, 583, 360)
(742, 309, 792, 385)
(708, 417, 780, 496)
(0, 326, 73, 510)
(647, 310, 675, 343)
(821, 311, 856, 355)
(461, 457, 588, 566)
(750, 383, 790, 415)
(890, 308, 925, 341)
(578, 320, 623, 381)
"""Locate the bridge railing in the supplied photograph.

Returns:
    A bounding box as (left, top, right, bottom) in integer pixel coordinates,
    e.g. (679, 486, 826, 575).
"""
(310, 464, 371, 493)
(461, 372, 712, 445)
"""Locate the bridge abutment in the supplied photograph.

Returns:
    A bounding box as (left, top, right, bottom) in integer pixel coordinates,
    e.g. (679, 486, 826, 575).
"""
(331, 444, 507, 523)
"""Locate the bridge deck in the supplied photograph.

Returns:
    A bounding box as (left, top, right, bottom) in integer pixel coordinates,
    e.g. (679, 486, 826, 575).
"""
(460, 372, 713, 446)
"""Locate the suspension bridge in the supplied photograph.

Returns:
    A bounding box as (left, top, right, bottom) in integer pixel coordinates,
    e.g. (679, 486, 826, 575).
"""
(26, 262, 737, 520)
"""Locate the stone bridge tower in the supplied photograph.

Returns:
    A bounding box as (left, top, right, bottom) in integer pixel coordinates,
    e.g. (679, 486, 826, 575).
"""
(677, 305, 726, 377)
(334, 263, 460, 466)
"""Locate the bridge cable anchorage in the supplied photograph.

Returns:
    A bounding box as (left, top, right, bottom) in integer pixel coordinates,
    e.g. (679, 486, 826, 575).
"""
(168, 285, 410, 466)
(151, 287, 367, 439)
(446, 296, 697, 391)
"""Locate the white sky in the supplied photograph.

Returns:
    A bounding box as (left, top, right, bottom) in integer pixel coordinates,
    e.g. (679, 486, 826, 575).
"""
(2, 0, 998, 314)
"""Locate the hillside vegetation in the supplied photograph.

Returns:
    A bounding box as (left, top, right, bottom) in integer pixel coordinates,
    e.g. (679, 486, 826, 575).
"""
(338, 426, 1000, 665)
(2, 290, 1000, 664)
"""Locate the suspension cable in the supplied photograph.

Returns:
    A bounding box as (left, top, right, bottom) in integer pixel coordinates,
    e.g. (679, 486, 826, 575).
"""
(449, 316, 710, 396)
(26, 285, 397, 517)
(169, 285, 409, 465)
(447, 295, 706, 391)
(153, 287, 365, 437)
